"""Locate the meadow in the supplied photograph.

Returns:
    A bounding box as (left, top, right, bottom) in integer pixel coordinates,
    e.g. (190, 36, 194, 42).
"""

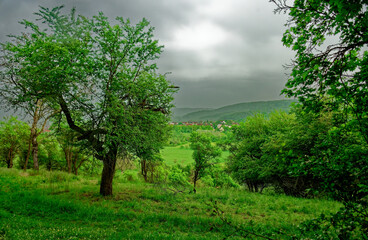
(0, 168, 341, 239)
(161, 145, 230, 166)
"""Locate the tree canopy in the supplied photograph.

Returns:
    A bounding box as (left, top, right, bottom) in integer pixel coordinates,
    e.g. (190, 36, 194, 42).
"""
(272, 0, 368, 142)
(190, 131, 221, 193)
(272, 1, 368, 237)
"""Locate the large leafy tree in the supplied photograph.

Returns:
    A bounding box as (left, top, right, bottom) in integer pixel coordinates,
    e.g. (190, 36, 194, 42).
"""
(228, 114, 271, 192)
(272, 0, 368, 142)
(0, 6, 176, 195)
(272, 0, 368, 237)
(53, 121, 90, 175)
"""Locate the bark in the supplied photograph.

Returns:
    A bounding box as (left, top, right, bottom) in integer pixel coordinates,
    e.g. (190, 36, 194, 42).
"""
(193, 171, 199, 193)
(27, 99, 41, 171)
(141, 159, 147, 181)
(7, 147, 14, 168)
(100, 148, 118, 196)
(23, 135, 32, 170)
(64, 147, 72, 173)
(25, 99, 59, 171)
(73, 154, 87, 176)
(32, 135, 39, 170)
(7, 160, 13, 168)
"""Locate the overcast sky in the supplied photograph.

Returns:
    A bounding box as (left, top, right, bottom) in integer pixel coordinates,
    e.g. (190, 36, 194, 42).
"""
(0, 0, 294, 108)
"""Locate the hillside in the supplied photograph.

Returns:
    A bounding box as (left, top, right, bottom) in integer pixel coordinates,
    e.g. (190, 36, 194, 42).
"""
(0, 168, 341, 239)
(172, 99, 297, 122)
(171, 107, 212, 119)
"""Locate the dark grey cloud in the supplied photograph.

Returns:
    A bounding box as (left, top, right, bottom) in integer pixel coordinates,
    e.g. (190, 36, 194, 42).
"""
(0, 0, 294, 108)
(173, 71, 287, 108)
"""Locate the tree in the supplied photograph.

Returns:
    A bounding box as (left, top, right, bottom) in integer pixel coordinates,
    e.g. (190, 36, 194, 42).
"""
(272, 0, 368, 195)
(54, 122, 89, 175)
(24, 100, 59, 171)
(38, 133, 65, 171)
(189, 131, 221, 193)
(272, 0, 368, 143)
(0, 117, 29, 168)
(228, 112, 296, 193)
(0, 30, 59, 171)
(228, 114, 270, 192)
(135, 114, 171, 182)
(272, 1, 368, 237)
(0, 6, 176, 196)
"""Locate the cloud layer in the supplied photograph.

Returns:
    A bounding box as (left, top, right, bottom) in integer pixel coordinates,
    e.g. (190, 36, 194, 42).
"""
(0, 0, 294, 108)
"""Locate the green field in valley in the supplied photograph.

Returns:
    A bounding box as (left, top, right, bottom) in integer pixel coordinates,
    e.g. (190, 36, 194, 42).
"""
(161, 146, 230, 166)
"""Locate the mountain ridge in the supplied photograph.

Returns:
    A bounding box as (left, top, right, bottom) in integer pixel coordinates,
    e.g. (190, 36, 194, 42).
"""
(172, 99, 297, 122)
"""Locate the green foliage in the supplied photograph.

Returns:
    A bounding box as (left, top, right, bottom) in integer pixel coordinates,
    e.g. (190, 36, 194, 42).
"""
(116, 170, 142, 183)
(51, 121, 92, 174)
(272, 0, 368, 236)
(275, 1, 368, 133)
(229, 106, 368, 236)
(299, 203, 368, 239)
(206, 165, 240, 189)
(168, 165, 191, 188)
(190, 132, 221, 193)
(173, 100, 296, 122)
(228, 112, 294, 193)
(0, 6, 176, 195)
(229, 107, 368, 199)
(168, 124, 230, 147)
(0, 117, 29, 168)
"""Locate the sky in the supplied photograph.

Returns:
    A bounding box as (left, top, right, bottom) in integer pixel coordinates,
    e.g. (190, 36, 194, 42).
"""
(0, 0, 294, 108)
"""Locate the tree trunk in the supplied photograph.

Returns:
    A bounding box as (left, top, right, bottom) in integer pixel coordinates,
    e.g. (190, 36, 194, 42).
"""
(100, 149, 118, 196)
(24, 134, 32, 171)
(72, 151, 80, 175)
(7, 147, 14, 168)
(28, 99, 55, 171)
(193, 171, 199, 193)
(32, 137, 39, 170)
(74, 167, 78, 176)
(65, 147, 72, 173)
(30, 99, 41, 171)
(7, 159, 13, 168)
(141, 159, 147, 181)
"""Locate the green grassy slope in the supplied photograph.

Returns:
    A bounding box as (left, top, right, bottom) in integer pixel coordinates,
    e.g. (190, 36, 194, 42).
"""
(173, 100, 297, 122)
(0, 168, 341, 239)
(161, 146, 230, 166)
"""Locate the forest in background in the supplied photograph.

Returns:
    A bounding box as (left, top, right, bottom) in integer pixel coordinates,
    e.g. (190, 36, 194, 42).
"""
(171, 99, 297, 122)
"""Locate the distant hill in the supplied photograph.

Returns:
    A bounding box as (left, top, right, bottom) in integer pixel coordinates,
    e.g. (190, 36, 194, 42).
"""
(171, 108, 212, 118)
(172, 99, 297, 122)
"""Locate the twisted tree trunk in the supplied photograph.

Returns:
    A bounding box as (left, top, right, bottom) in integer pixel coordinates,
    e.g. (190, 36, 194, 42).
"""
(100, 147, 118, 196)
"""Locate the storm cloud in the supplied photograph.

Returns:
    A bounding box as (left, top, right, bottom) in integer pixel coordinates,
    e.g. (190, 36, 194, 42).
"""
(0, 0, 294, 108)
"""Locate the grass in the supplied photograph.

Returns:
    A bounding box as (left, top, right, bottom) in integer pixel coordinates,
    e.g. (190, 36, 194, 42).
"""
(161, 146, 230, 166)
(0, 168, 342, 239)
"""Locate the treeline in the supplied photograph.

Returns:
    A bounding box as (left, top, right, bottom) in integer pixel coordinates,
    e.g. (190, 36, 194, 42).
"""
(229, 105, 368, 201)
(168, 121, 233, 146)
(172, 100, 296, 122)
(169, 103, 368, 204)
(172, 103, 368, 237)
(0, 117, 100, 175)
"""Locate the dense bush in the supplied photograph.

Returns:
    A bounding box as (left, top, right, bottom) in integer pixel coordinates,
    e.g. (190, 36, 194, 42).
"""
(228, 106, 368, 201)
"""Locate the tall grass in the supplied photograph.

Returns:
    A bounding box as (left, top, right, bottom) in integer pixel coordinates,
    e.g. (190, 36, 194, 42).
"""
(0, 168, 341, 239)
